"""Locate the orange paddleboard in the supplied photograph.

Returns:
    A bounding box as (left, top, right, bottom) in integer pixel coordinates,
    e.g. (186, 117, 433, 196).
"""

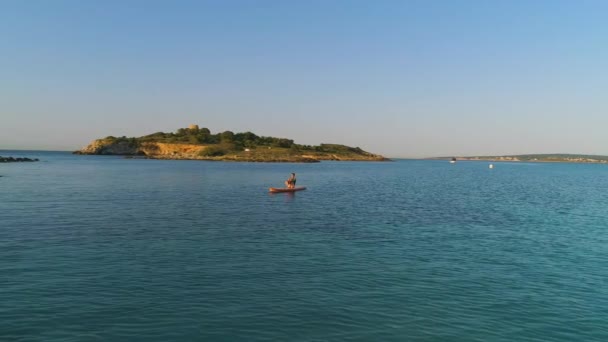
(269, 187, 307, 193)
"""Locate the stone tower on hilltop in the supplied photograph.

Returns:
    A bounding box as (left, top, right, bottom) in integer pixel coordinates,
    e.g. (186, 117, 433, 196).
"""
(188, 124, 199, 131)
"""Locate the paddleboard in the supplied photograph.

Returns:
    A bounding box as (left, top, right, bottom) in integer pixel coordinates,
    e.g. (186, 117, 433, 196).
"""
(269, 187, 306, 193)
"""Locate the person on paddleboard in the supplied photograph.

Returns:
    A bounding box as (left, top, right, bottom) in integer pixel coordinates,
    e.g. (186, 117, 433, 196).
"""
(285, 173, 296, 189)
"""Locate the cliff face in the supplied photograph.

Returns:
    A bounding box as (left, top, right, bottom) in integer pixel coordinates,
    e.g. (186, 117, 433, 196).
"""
(139, 142, 207, 158)
(75, 139, 207, 159)
(76, 139, 138, 155)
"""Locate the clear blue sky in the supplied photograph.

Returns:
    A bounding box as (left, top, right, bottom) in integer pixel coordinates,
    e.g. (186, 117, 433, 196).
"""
(1, 0, 607, 157)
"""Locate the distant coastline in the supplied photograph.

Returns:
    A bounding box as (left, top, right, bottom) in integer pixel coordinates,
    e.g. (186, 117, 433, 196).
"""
(431, 154, 608, 164)
(74, 125, 389, 163)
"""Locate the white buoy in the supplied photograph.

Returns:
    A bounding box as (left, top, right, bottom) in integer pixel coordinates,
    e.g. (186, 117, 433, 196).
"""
(489, 164, 494, 169)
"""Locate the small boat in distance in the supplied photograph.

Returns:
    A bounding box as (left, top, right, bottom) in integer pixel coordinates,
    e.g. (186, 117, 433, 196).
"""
(269, 187, 307, 193)
(450, 157, 457, 164)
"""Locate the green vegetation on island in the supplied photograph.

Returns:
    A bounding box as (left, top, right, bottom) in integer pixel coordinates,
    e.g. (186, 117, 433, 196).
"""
(75, 125, 388, 162)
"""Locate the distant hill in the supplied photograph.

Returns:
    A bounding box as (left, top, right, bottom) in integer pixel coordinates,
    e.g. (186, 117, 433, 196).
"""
(74, 125, 389, 162)
(433, 154, 608, 164)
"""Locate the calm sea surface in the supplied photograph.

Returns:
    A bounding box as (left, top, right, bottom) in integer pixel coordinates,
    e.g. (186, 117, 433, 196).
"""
(2, 151, 608, 341)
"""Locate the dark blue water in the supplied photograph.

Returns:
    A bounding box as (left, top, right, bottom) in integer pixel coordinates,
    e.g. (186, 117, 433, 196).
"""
(2, 151, 608, 341)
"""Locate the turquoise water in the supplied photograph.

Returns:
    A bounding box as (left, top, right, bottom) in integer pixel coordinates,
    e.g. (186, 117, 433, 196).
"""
(2, 151, 608, 341)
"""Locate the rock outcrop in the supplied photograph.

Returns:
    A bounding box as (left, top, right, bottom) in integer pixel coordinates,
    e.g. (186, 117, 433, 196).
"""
(0, 156, 39, 162)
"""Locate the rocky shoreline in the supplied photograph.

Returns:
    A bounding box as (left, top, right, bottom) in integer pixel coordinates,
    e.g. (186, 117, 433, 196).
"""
(0, 156, 39, 163)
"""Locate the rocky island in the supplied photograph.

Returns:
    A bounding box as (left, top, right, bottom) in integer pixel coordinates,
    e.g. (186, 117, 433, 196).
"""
(74, 125, 389, 162)
(435, 154, 608, 164)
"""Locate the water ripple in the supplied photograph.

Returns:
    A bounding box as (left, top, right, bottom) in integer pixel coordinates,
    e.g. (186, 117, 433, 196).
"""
(2, 154, 608, 341)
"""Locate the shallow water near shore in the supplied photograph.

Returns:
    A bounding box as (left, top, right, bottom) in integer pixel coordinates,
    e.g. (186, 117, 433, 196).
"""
(2, 151, 608, 341)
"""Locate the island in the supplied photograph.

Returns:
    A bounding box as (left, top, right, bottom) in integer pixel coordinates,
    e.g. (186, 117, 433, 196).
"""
(434, 154, 608, 164)
(0, 156, 39, 163)
(74, 125, 389, 162)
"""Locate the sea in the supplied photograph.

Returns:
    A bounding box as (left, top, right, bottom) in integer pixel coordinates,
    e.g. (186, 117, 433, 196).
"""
(2, 151, 608, 341)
